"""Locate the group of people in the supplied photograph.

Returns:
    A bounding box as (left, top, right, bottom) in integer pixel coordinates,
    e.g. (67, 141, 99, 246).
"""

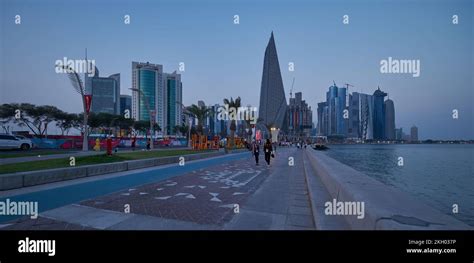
(130, 136, 152, 151)
(251, 139, 274, 166)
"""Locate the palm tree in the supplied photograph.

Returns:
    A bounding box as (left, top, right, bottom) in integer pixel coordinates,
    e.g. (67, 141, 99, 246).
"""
(186, 104, 212, 135)
(223, 97, 241, 148)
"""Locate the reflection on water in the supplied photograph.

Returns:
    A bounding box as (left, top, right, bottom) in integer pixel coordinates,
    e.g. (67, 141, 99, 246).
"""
(324, 144, 474, 227)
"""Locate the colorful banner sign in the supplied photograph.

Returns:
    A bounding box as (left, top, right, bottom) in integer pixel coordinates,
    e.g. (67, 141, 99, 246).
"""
(84, 95, 92, 114)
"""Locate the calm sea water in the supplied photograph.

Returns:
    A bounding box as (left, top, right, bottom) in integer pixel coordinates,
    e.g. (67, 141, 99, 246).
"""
(323, 144, 474, 226)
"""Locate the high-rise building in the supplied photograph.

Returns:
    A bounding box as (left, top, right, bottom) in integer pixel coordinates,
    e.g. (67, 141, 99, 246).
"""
(132, 62, 182, 135)
(384, 99, 395, 140)
(288, 92, 313, 138)
(258, 32, 288, 135)
(395, 128, 403, 141)
(326, 84, 338, 135)
(120, 95, 132, 117)
(410, 125, 418, 142)
(317, 85, 395, 142)
(132, 62, 162, 124)
(348, 93, 360, 138)
(316, 102, 328, 136)
(336, 87, 347, 135)
(358, 93, 374, 140)
(323, 83, 347, 137)
(86, 66, 120, 115)
(164, 72, 183, 135)
(108, 73, 121, 114)
(373, 87, 387, 140)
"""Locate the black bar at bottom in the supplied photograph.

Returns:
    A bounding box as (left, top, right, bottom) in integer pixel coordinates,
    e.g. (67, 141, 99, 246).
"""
(0, 230, 472, 261)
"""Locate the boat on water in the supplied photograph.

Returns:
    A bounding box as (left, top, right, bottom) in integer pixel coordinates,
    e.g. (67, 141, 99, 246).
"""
(313, 144, 329, 151)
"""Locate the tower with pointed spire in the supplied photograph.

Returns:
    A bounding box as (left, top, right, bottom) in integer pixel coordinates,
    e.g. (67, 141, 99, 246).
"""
(258, 32, 288, 137)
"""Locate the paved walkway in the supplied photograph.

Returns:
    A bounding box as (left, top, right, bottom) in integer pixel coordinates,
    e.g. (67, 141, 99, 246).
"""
(0, 147, 317, 230)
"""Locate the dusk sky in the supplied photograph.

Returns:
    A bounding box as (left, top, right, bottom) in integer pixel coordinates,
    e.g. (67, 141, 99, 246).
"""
(1, 0, 472, 139)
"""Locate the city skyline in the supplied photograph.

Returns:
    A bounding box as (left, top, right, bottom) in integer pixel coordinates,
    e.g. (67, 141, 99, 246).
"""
(1, 0, 472, 140)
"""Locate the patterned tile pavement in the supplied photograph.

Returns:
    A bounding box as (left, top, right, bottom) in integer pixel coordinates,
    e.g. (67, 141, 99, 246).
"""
(80, 156, 269, 226)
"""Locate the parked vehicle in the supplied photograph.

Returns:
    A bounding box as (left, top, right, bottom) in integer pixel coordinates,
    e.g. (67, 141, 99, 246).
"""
(0, 134, 33, 150)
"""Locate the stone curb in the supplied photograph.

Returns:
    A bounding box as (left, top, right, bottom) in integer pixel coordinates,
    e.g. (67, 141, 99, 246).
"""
(304, 149, 472, 230)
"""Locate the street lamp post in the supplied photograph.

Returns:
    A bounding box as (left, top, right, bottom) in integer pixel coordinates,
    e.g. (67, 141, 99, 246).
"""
(176, 102, 192, 148)
(130, 88, 154, 150)
(58, 65, 90, 151)
(188, 118, 192, 148)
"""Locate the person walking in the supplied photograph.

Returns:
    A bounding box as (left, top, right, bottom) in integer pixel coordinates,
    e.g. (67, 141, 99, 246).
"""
(252, 141, 260, 165)
(131, 136, 136, 151)
(146, 138, 151, 151)
(264, 139, 273, 166)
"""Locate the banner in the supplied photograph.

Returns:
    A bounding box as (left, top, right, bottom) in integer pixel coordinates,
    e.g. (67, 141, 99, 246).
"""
(84, 95, 92, 114)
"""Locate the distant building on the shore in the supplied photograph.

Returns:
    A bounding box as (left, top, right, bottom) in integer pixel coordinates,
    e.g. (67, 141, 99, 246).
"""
(356, 92, 375, 140)
(395, 128, 403, 141)
(317, 83, 348, 138)
(287, 92, 313, 138)
(411, 125, 419, 142)
(86, 67, 120, 115)
(317, 85, 395, 142)
(316, 102, 328, 136)
(384, 98, 396, 140)
(373, 87, 387, 140)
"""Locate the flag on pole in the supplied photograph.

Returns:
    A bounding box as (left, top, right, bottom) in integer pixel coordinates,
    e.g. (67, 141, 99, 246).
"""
(84, 95, 92, 114)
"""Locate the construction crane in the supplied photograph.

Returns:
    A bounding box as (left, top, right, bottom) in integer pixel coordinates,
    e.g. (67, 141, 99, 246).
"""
(289, 77, 295, 99)
(344, 83, 354, 107)
(344, 83, 354, 93)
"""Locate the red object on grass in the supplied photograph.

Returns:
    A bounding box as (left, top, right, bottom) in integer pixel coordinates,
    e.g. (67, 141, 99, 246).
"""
(106, 137, 112, 156)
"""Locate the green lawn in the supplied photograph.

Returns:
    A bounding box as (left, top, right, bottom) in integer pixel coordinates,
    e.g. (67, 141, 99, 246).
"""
(0, 149, 213, 174)
(0, 149, 77, 159)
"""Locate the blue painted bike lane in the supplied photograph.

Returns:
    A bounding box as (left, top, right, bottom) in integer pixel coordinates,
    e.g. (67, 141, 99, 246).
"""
(0, 152, 249, 223)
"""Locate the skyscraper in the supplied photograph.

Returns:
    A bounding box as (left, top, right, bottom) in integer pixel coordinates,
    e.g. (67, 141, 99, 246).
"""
(373, 87, 387, 140)
(323, 83, 347, 137)
(395, 128, 403, 141)
(258, 32, 288, 135)
(359, 93, 374, 140)
(410, 125, 419, 142)
(336, 86, 347, 135)
(316, 102, 328, 136)
(87, 66, 120, 115)
(326, 84, 338, 135)
(384, 99, 395, 140)
(317, 85, 395, 142)
(108, 73, 121, 114)
(132, 62, 182, 135)
(164, 72, 183, 135)
(348, 93, 360, 138)
(132, 62, 163, 124)
(288, 92, 313, 138)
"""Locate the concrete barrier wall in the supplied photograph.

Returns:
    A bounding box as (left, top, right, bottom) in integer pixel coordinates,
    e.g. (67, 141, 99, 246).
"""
(304, 149, 472, 230)
(86, 162, 128, 177)
(127, 158, 157, 170)
(0, 151, 226, 191)
(23, 167, 88, 187)
(0, 173, 24, 190)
